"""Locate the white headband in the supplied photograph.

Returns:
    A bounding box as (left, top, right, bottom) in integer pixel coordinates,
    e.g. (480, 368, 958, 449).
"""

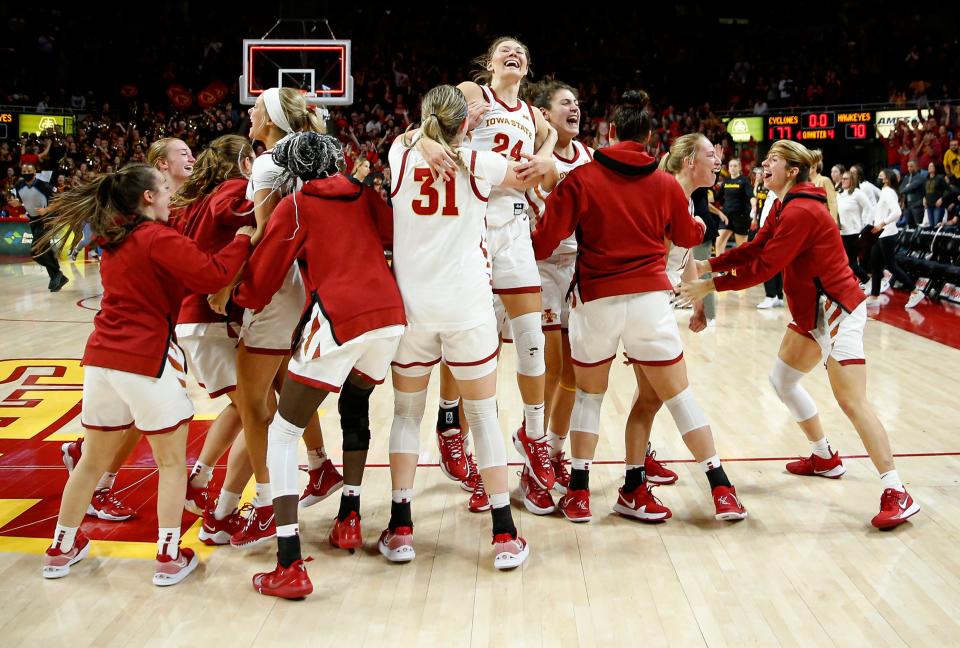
(262, 88, 293, 135)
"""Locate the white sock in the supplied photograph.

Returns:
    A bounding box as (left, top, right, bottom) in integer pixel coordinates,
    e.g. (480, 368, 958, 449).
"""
(547, 430, 567, 458)
(699, 454, 721, 473)
(524, 403, 546, 440)
(157, 527, 181, 558)
(810, 437, 832, 460)
(52, 524, 78, 552)
(277, 523, 299, 538)
(441, 428, 462, 438)
(343, 484, 362, 497)
(439, 398, 460, 410)
(306, 446, 327, 470)
(96, 472, 117, 491)
(392, 488, 413, 503)
(254, 482, 271, 508)
(189, 462, 214, 488)
(626, 463, 644, 472)
(880, 470, 905, 492)
(571, 457, 592, 471)
(489, 492, 510, 509)
(214, 490, 241, 520)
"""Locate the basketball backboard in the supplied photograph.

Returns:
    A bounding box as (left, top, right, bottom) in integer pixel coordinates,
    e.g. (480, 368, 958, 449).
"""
(240, 39, 353, 106)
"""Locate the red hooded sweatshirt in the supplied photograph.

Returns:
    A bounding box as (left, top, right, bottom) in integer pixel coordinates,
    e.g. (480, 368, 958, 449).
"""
(233, 174, 405, 346)
(83, 220, 251, 377)
(531, 141, 704, 301)
(176, 177, 255, 326)
(710, 182, 865, 331)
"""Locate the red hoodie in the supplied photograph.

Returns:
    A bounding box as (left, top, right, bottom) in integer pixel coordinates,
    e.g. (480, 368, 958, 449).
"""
(233, 174, 405, 346)
(710, 182, 865, 331)
(531, 141, 703, 301)
(176, 178, 255, 325)
(83, 220, 251, 377)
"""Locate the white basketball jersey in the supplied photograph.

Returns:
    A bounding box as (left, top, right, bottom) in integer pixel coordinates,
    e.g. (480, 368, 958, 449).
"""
(525, 140, 594, 255)
(246, 150, 300, 201)
(389, 139, 508, 330)
(469, 85, 537, 227)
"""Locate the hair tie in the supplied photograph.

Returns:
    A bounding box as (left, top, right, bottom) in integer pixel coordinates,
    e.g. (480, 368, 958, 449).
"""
(430, 113, 438, 119)
(306, 104, 316, 113)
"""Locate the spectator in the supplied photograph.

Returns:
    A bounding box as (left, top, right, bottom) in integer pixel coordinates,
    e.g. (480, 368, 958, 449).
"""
(351, 158, 371, 184)
(899, 160, 928, 227)
(923, 162, 949, 228)
(1, 192, 27, 220)
(944, 140, 960, 181)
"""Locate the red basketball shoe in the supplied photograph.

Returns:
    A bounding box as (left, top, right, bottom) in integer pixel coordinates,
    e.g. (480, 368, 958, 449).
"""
(329, 511, 363, 550)
(253, 559, 314, 599)
(437, 429, 469, 482)
(88, 488, 134, 521)
(512, 425, 555, 490)
(299, 459, 344, 508)
(786, 451, 846, 479)
(468, 474, 491, 513)
(558, 488, 592, 523)
(460, 453, 480, 493)
(378, 527, 415, 562)
(612, 484, 672, 522)
(42, 531, 90, 579)
(871, 488, 920, 529)
(199, 507, 246, 546)
(230, 503, 276, 549)
(153, 547, 199, 586)
(712, 485, 748, 521)
(645, 450, 679, 485)
(61, 438, 83, 472)
(519, 466, 555, 515)
(184, 482, 211, 516)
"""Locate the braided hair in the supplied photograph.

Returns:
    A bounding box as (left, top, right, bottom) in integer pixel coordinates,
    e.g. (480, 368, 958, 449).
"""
(271, 132, 344, 190)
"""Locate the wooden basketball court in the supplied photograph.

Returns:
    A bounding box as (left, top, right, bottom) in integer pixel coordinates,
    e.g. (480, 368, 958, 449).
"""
(1, 258, 958, 647)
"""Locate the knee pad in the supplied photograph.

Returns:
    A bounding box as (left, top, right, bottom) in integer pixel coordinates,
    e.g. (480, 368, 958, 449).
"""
(664, 387, 709, 435)
(339, 380, 373, 452)
(389, 389, 427, 455)
(266, 414, 305, 498)
(511, 312, 546, 376)
(570, 390, 604, 435)
(768, 358, 818, 422)
(463, 396, 506, 470)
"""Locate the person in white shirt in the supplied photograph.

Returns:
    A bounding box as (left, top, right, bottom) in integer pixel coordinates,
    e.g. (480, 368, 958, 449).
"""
(837, 170, 873, 284)
(869, 169, 924, 308)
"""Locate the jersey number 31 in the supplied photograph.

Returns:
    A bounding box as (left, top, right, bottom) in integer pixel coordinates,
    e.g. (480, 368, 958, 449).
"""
(412, 168, 459, 216)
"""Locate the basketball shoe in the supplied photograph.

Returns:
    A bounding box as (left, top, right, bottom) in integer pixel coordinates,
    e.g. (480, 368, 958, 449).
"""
(551, 452, 571, 495)
(871, 488, 920, 529)
(519, 466, 555, 515)
(184, 482, 211, 516)
(88, 488, 135, 521)
(493, 534, 529, 570)
(558, 488, 592, 523)
(329, 511, 363, 549)
(253, 559, 314, 599)
(199, 507, 246, 545)
(230, 503, 276, 549)
(512, 425, 555, 490)
(468, 473, 491, 513)
(612, 485, 672, 522)
(153, 547, 199, 586)
(461, 453, 480, 492)
(298, 459, 344, 508)
(437, 429, 469, 482)
(712, 485, 748, 521)
(786, 450, 846, 478)
(42, 531, 90, 579)
(378, 527, 415, 562)
(645, 450, 679, 485)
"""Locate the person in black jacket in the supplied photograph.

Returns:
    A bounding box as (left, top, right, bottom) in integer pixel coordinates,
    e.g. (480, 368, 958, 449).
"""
(899, 160, 927, 228)
(14, 164, 68, 291)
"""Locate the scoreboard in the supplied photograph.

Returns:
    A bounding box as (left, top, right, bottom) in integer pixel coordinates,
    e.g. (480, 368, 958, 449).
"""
(765, 111, 874, 142)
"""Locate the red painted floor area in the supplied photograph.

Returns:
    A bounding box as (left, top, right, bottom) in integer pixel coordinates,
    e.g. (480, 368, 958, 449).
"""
(867, 288, 960, 350)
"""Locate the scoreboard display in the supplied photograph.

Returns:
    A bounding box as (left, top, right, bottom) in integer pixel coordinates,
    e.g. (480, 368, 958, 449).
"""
(764, 111, 873, 141)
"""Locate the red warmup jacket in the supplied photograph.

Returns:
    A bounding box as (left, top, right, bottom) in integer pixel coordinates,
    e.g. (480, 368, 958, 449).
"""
(531, 141, 704, 301)
(83, 219, 252, 377)
(233, 174, 405, 346)
(710, 182, 865, 331)
(176, 178, 255, 325)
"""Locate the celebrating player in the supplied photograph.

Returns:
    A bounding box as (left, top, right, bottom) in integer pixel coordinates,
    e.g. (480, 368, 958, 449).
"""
(382, 84, 532, 569)
(681, 140, 921, 529)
